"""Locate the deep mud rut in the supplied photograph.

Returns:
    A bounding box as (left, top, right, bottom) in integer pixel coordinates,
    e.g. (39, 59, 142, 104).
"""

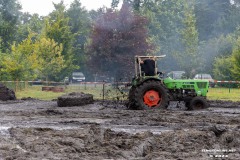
(0, 99, 239, 160)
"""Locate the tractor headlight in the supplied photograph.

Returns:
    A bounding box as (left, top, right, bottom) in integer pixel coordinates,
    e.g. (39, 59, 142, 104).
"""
(197, 90, 202, 96)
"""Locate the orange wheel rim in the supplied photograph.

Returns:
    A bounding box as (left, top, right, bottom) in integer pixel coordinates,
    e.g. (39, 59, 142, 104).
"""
(143, 90, 161, 107)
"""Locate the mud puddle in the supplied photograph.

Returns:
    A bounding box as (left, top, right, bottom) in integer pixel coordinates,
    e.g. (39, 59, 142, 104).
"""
(0, 126, 10, 136)
(103, 124, 173, 135)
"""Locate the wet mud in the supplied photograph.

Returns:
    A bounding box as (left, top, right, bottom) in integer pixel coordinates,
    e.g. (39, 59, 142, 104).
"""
(0, 99, 239, 159)
(57, 92, 94, 107)
(0, 83, 16, 101)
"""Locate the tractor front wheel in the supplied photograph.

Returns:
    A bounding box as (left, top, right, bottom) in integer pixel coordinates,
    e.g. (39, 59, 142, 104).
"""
(133, 80, 169, 110)
(188, 97, 209, 110)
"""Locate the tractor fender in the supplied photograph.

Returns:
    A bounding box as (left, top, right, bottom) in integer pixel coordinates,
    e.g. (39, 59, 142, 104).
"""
(137, 77, 163, 86)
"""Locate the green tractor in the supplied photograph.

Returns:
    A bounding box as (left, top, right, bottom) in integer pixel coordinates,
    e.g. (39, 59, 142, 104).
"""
(128, 55, 209, 110)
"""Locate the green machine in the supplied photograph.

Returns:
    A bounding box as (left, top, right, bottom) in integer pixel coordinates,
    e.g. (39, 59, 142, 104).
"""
(128, 55, 209, 110)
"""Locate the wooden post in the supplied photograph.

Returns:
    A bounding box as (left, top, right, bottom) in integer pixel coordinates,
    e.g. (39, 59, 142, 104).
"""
(25, 81, 28, 90)
(103, 81, 105, 101)
(15, 80, 19, 92)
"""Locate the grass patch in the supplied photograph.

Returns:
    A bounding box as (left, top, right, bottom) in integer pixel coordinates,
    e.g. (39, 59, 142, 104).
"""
(16, 86, 65, 100)
(16, 85, 240, 102)
(207, 88, 240, 101)
(16, 84, 128, 101)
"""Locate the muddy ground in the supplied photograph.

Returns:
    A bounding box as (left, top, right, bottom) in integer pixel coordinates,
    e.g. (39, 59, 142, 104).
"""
(0, 99, 239, 160)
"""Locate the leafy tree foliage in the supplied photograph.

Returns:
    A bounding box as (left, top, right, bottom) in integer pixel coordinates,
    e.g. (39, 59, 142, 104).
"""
(111, 0, 142, 11)
(177, 0, 199, 77)
(0, 34, 38, 80)
(140, 0, 191, 72)
(88, 2, 153, 79)
(194, 0, 232, 41)
(44, 1, 78, 80)
(34, 38, 65, 81)
(213, 56, 233, 81)
(0, 33, 65, 81)
(16, 13, 44, 43)
(199, 35, 234, 75)
(1, 0, 240, 81)
(0, 0, 21, 52)
(67, 0, 91, 75)
(212, 33, 240, 81)
(232, 37, 240, 80)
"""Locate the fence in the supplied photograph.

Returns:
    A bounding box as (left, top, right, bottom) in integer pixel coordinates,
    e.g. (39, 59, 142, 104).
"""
(0, 81, 239, 101)
(1, 81, 29, 92)
(0, 81, 130, 100)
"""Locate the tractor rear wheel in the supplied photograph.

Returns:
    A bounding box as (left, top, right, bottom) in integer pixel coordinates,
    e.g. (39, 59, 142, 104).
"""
(188, 97, 209, 110)
(133, 80, 169, 110)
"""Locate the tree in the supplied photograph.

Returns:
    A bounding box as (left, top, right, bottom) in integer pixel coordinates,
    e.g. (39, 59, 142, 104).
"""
(0, 34, 38, 80)
(67, 0, 91, 75)
(232, 37, 240, 80)
(16, 13, 44, 43)
(111, 0, 143, 11)
(34, 38, 65, 81)
(175, 0, 199, 77)
(44, 1, 78, 80)
(194, 0, 232, 41)
(88, 2, 153, 80)
(0, 0, 21, 52)
(199, 35, 234, 74)
(0, 32, 65, 81)
(139, 0, 187, 72)
(213, 56, 233, 81)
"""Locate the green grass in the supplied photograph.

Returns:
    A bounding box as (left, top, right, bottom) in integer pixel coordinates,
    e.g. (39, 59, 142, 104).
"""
(16, 85, 240, 101)
(207, 88, 240, 101)
(16, 84, 128, 101)
(16, 86, 65, 100)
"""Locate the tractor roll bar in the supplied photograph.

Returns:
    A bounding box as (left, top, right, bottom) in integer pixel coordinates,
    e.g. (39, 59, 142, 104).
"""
(135, 55, 166, 77)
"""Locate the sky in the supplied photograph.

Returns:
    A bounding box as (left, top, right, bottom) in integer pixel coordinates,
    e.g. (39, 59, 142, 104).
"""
(18, 0, 113, 16)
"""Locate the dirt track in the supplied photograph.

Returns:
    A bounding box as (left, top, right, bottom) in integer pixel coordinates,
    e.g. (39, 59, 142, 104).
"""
(0, 99, 239, 160)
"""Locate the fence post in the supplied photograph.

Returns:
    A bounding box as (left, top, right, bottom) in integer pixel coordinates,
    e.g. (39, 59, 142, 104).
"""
(228, 83, 231, 93)
(25, 81, 28, 90)
(15, 80, 19, 92)
(103, 82, 105, 101)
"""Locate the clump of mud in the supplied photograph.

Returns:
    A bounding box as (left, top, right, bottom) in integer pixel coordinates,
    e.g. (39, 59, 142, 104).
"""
(0, 83, 16, 101)
(57, 92, 94, 107)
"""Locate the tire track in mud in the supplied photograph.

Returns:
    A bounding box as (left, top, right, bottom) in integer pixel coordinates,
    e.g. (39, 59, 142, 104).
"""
(0, 99, 239, 159)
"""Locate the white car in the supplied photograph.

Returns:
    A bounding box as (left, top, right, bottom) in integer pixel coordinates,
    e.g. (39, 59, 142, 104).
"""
(194, 74, 215, 87)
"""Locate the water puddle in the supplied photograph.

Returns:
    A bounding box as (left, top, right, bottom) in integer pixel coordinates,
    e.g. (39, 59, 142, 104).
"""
(209, 108, 240, 115)
(0, 118, 112, 131)
(0, 126, 11, 136)
(103, 124, 173, 135)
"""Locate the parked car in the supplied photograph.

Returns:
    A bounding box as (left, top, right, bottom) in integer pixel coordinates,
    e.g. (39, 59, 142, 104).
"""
(63, 77, 69, 85)
(71, 72, 85, 83)
(167, 71, 187, 79)
(193, 74, 215, 87)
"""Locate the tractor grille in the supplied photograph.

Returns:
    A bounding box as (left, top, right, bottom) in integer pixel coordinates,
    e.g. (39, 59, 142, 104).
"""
(183, 85, 194, 89)
(197, 82, 207, 89)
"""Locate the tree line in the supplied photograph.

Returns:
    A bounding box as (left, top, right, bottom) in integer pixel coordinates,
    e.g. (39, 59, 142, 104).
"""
(0, 0, 239, 82)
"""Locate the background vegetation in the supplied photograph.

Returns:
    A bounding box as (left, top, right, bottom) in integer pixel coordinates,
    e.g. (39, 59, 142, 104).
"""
(0, 0, 240, 82)
(14, 84, 240, 101)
